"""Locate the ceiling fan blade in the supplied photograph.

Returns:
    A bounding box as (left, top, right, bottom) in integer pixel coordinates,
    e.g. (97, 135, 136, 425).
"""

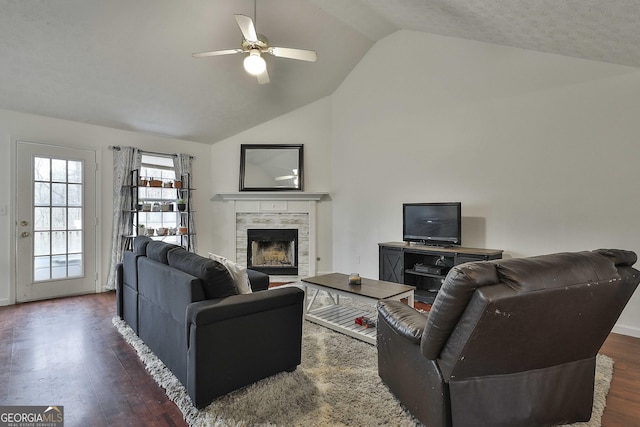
(268, 47, 317, 62)
(192, 49, 243, 58)
(256, 67, 270, 84)
(235, 14, 258, 43)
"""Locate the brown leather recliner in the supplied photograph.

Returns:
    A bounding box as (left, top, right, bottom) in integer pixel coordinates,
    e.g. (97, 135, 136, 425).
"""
(377, 249, 639, 427)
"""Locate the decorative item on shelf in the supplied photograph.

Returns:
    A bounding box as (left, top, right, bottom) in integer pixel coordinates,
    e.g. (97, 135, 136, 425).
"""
(152, 202, 161, 212)
(161, 202, 170, 212)
(136, 201, 143, 211)
(142, 202, 151, 212)
(174, 180, 182, 189)
(355, 316, 375, 328)
(156, 227, 168, 236)
(138, 178, 148, 187)
(149, 178, 162, 187)
(349, 273, 361, 286)
(168, 227, 177, 236)
(146, 227, 155, 236)
(178, 226, 188, 235)
(163, 181, 173, 188)
(177, 199, 187, 212)
(137, 224, 145, 236)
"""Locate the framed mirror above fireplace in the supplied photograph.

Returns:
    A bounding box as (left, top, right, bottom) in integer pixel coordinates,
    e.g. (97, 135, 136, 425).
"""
(240, 144, 304, 191)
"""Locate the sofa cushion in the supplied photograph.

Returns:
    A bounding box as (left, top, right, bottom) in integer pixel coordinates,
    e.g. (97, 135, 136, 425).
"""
(133, 235, 153, 255)
(168, 249, 237, 299)
(209, 253, 252, 294)
(147, 241, 181, 264)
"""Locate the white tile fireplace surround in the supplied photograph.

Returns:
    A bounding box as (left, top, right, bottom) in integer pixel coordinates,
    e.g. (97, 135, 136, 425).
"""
(216, 192, 328, 282)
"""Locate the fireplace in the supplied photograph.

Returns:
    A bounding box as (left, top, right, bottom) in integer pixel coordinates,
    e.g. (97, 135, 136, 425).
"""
(247, 229, 299, 275)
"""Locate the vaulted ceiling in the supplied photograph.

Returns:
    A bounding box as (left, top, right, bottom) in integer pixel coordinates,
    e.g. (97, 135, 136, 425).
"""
(1, 0, 639, 144)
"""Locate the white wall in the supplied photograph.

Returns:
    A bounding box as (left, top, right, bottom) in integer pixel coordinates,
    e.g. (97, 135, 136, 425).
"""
(331, 30, 640, 336)
(209, 97, 333, 274)
(3, 29, 640, 337)
(0, 109, 213, 306)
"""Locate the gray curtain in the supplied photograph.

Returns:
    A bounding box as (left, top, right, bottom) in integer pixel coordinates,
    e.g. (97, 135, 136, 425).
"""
(173, 153, 197, 253)
(106, 147, 141, 290)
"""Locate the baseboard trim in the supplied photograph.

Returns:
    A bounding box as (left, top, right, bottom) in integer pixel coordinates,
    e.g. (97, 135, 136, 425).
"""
(0, 298, 10, 307)
(612, 323, 640, 338)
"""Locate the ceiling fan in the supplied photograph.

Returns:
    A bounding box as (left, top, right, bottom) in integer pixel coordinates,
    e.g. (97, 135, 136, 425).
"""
(192, 1, 317, 84)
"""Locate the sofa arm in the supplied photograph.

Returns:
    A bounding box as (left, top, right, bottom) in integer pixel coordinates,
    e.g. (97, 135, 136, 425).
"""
(247, 268, 270, 291)
(186, 286, 304, 408)
(187, 287, 303, 326)
(377, 300, 427, 345)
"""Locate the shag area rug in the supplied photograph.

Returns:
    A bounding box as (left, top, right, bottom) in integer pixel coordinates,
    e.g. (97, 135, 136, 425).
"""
(112, 317, 613, 427)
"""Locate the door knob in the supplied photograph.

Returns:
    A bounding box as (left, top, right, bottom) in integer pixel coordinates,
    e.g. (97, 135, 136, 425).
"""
(20, 220, 28, 226)
(21, 231, 30, 238)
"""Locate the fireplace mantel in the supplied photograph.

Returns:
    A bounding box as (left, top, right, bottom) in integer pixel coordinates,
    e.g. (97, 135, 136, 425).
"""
(213, 192, 329, 201)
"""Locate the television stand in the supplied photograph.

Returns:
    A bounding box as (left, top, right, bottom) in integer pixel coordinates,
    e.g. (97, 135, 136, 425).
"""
(378, 242, 503, 304)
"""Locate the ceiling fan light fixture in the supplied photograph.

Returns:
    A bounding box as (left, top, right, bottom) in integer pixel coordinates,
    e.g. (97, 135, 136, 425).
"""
(243, 49, 266, 75)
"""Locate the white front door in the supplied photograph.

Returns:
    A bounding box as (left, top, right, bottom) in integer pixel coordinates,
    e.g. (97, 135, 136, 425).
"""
(16, 141, 97, 302)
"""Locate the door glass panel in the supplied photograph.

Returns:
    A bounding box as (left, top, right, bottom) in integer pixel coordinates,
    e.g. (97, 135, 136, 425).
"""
(51, 159, 66, 182)
(51, 208, 66, 230)
(69, 231, 82, 253)
(68, 254, 83, 277)
(34, 207, 50, 231)
(34, 256, 51, 281)
(52, 183, 66, 206)
(68, 208, 82, 230)
(68, 161, 82, 183)
(68, 184, 82, 206)
(34, 158, 50, 181)
(34, 232, 50, 256)
(51, 255, 67, 279)
(34, 183, 50, 206)
(33, 156, 84, 281)
(51, 231, 67, 255)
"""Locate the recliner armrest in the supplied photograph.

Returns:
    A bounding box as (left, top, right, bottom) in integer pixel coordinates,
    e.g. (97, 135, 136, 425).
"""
(377, 300, 427, 344)
(187, 287, 304, 326)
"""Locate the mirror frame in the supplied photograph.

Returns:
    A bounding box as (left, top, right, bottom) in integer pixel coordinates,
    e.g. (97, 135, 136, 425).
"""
(239, 144, 304, 191)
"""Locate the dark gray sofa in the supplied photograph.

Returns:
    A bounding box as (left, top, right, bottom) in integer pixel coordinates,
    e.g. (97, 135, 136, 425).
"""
(116, 237, 304, 408)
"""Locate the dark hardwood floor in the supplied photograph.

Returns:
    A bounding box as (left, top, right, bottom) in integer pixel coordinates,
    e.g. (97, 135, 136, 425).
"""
(1, 292, 639, 426)
(0, 292, 187, 427)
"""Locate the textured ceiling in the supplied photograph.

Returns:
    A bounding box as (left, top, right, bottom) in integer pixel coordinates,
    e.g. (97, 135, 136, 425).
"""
(0, 0, 639, 144)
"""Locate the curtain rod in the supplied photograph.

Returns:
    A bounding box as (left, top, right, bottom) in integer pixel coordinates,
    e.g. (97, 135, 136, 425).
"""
(108, 145, 194, 159)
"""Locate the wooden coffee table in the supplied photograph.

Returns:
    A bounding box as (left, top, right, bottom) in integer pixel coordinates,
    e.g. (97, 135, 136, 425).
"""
(301, 273, 416, 344)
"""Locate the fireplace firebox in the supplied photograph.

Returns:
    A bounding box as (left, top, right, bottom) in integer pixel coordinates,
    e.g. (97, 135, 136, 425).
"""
(247, 229, 298, 275)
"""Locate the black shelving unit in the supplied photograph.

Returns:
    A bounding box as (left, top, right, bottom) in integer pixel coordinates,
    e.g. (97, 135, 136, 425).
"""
(124, 169, 195, 252)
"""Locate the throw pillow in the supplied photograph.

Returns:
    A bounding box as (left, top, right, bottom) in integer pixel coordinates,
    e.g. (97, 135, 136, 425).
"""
(209, 253, 252, 294)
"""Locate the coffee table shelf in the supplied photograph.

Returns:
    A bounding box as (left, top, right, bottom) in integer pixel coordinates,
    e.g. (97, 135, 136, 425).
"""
(301, 273, 415, 345)
(306, 304, 377, 344)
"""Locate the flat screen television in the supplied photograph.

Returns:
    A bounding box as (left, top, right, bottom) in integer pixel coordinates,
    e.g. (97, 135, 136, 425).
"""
(403, 202, 462, 247)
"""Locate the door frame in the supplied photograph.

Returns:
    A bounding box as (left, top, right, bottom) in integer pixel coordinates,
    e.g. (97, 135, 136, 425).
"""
(10, 138, 102, 305)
